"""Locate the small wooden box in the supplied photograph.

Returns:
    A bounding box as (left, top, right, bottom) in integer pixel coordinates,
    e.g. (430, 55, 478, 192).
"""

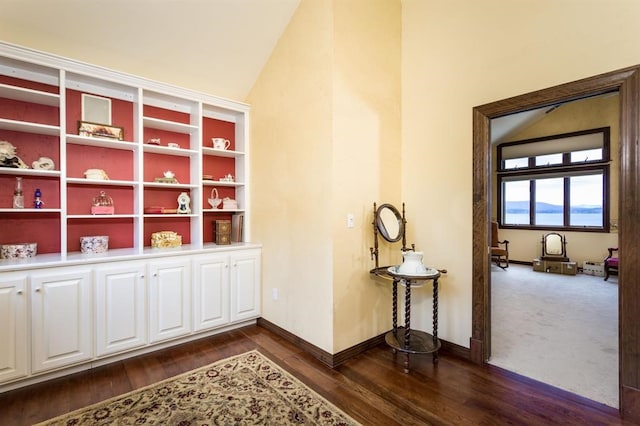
(562, 261, 577, 275)
(151, 231, 182, 248)
(216, 220, 231, 233)
(91, 206, 114, 215)
(215, 220, 231, 245)
(532, 258, 545, 272)
(545, 261, 563, 274)
(583, 261, 605, 276)
(215, 233, 231, 245)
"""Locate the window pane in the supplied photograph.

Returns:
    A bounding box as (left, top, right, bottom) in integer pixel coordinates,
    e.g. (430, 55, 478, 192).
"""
(570, 174, 603, 227)
(504, 157, 528, 170)
(535, 177, 564, 226)
(571, 148, 602, 163)
(503, 180, 530, 225)
(535, 153, 563, 167)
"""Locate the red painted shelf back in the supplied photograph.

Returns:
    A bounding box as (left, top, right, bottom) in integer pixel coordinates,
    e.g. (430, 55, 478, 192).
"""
(66, 89, 134, 140)
(203, 117, 235, 150)
(67, 217, 134, 251)
(0, 76, 59, 94)
(144, 217, 191, 247)
(0, 98, 59, 126)
(1, 214, 61, 254)
(67, 185, 133, 215)
(66, 145, 133, 180)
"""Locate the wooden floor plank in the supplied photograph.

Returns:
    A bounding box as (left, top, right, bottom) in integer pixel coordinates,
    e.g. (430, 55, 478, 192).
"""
(0, 325, 631, 426)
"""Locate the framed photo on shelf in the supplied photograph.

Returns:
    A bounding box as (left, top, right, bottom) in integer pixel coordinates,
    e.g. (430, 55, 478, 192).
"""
(78, 121, 124, 140)
(81, 93, 111, 124)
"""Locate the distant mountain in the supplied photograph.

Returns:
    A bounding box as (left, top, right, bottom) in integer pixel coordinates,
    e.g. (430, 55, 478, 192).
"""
(506, 201, 602, 214)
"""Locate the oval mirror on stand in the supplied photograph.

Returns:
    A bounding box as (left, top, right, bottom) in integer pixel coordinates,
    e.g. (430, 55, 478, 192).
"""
(370, 202, 408, 272)
(376, 203, 404, 243)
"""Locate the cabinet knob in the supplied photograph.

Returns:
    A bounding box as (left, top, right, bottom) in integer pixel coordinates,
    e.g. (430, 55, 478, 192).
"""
(16, 290, 23, 295)
(35, 288, 41, 292)
(141, 275, 145, 279)
(153, 273, 158, 277)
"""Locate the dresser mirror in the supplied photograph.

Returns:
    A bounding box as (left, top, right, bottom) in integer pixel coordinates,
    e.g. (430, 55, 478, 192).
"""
(376, 203, 404, 242)
(540, 232, 569, 262)
(370, 202, 410, 272)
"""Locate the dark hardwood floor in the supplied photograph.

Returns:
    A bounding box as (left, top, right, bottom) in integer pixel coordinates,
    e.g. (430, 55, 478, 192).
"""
(0, 324, 633, 425)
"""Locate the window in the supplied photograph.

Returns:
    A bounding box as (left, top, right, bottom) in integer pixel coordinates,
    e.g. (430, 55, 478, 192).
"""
(497, 128, 610, 232)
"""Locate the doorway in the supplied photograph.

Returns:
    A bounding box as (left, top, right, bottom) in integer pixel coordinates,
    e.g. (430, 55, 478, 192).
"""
(487, 93, 620, 407)
(470, 66, 640, 421)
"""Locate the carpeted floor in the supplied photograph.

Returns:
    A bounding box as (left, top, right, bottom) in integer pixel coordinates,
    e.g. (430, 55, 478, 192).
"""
(490, 263, 618, 408)
(35, 350, 360, 426)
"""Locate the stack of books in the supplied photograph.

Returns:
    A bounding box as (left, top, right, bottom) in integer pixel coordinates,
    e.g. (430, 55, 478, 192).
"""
(231, 213, 244, 243)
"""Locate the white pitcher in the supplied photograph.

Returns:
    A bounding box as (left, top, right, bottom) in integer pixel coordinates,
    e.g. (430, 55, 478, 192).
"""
(212, 138, 230, 150)
(397, 251, 428, 275)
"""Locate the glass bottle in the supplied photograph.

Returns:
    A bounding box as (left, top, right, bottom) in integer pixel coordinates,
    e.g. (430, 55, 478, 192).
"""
(13, 177, 24, 209)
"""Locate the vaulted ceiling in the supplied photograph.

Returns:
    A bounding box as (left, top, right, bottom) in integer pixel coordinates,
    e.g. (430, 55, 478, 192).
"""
(0, 0, 301, 101)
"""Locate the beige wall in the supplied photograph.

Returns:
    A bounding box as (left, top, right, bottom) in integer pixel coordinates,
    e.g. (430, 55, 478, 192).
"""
(247, 0, 335, 351)
(331, 1, 402, 351)
(402, 0, 640, 346)
(247, 0, 401, 353)
(494, 94, 620, 266)
(3, 0, 640, 354)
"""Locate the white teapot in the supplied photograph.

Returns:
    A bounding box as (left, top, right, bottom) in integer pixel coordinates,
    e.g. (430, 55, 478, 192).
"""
(397, 251, 428, 275)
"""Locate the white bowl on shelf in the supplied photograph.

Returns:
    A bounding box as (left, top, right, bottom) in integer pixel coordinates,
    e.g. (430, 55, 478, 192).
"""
(1, 242, 37, 259)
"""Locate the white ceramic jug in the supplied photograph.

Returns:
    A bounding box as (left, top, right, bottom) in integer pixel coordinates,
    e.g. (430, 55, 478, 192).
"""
(212, 138, 230, 150)
(397, 251, 428, 275)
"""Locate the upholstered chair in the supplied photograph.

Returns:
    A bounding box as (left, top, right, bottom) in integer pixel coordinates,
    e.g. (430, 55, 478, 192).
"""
(604, 247, 619, 281)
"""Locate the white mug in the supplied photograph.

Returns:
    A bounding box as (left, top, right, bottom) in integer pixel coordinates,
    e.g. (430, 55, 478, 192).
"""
(212, 138, 231, 150)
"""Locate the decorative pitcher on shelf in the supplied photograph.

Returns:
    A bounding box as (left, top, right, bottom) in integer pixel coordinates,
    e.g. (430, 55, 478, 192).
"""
(212, 138, 230, 150)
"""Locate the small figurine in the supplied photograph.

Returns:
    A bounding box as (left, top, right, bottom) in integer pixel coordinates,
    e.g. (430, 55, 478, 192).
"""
(177, 192, 191, 214)
(34, 188, 43, 209)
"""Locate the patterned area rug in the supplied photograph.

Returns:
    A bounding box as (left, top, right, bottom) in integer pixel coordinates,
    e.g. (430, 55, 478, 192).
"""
(36, 350, 360, 425)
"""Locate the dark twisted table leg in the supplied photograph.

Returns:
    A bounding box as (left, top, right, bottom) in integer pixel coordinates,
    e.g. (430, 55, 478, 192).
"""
(392, 279, 398, 331)
(404, 278, 411, 373)
(391, 279, 398, 355)
(432, 278, 439, 364)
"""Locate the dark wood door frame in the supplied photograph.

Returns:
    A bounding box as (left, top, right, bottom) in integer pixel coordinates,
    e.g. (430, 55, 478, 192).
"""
(471, 66, 640, 421)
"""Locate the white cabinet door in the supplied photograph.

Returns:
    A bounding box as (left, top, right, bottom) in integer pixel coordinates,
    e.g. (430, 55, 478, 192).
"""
(148, 259, 191, 343)
(31, 268, 92, 373)
(95, 262, 147, 357)
(0, 274, 28, 383)
(193, 254, 230, 331)
(230, 249, 261, 322)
